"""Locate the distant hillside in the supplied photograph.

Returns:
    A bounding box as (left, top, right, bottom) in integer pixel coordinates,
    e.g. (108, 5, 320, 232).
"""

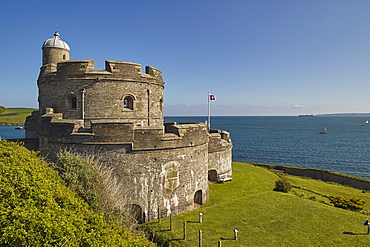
(0, 107, 37, 125)
(317, 113, 370, 117)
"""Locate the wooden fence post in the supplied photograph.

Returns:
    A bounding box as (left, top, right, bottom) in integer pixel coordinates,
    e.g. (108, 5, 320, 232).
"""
(170, 213, 173, 231)
(233, 229, 238, 240)
(199, 230, 202, 247)
(183, 221, 187, 240)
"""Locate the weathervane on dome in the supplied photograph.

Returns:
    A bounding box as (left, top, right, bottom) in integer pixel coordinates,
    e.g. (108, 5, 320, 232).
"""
(54, 25, 59, 36)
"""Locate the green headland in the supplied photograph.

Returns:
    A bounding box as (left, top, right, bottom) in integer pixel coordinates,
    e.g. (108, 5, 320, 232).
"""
(0, 107, 36, 125)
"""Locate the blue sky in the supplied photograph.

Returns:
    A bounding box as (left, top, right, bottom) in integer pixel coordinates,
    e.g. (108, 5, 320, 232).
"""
(1, 0, 370, 116)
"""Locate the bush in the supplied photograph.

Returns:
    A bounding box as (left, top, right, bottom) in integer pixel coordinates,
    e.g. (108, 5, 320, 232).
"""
(56, 151, 103, 211)
(55, 150, 130, 227)
(274, 179, 293, 193)
(0, 140, 155, 246)
(328, 195, 365, 211)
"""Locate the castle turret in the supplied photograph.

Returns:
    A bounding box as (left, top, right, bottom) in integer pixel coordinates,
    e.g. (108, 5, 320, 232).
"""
(36, 31, 166, 127)
(42, 32, 70, 66)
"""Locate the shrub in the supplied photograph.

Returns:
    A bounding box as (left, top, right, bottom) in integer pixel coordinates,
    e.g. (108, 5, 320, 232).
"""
(55, 150, 131, 227)
(328, 195, 365, 211)
(56, 150, 103, 211)
(0, 140, 155, 246)
(274, 179, 293, 193)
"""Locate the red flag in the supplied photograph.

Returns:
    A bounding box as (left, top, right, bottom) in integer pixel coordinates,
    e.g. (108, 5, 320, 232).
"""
(209, 94, 216, 101)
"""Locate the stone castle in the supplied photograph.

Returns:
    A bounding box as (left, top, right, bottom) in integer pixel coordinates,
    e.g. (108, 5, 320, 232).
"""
(25, 32, 233, 223)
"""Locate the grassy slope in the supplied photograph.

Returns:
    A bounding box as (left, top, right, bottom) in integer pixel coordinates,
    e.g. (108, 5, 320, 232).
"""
(0, 108, 36, 125)
(146, 162, 370, 246)
(0, 140, 155, 246)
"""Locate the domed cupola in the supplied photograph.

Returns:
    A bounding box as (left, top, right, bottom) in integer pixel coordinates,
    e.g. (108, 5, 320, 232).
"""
(42, 32, 70, 66)
(43, 32, 70, 50)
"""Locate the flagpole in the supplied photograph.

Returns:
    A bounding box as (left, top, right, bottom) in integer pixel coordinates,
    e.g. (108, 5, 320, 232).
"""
(208, 92, 211, 131)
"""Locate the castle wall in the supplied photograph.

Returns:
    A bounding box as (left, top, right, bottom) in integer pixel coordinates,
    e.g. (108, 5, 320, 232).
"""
(40, 118, 210, 221)
(208, 130, 233, 181)
(25, 111, 40, 138)
(38, 60, 164, 128)
(209, 149, 233, 179)
(99, 144, 209, 221)
(29, 111, 231, 223)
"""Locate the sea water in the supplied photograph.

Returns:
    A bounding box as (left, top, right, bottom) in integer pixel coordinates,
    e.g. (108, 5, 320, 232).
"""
(0, 125, 25, 139)
(2, 116, 370, 179)
(165, 116, 370, 180)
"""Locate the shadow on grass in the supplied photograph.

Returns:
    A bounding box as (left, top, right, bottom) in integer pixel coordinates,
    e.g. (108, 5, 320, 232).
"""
(168, 238, 184, 241)
(157, 229, 172, 232)
(220, 237, 235, 240)
(186, 220, 201, 223)
(343, 231, 369, 235)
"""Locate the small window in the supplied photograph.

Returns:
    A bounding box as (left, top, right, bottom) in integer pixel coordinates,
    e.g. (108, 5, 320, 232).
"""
(160, 98, 163, 112)
(123, 96, 134, 110)
(71, 97, 77, 109)
(63, 54, 66, 60)
(66, 93, 77, 110)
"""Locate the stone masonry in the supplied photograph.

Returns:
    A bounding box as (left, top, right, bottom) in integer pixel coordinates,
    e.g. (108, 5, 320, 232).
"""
(25, 32, 233, 223)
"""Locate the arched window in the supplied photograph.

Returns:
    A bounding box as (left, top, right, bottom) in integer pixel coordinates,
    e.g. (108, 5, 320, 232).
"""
(71, 97, 77, 109)
(123, 95, 134, 110)
(66, 93, 78, 110)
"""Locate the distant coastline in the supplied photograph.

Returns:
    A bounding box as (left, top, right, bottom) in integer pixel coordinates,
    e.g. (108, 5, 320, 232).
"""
(316, 113, 370, 117)
(298, 113, 370, 117)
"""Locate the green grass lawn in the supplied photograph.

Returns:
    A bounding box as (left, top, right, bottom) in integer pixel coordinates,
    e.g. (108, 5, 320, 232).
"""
(0, 108, 36, 125)
(145, 162, 370, 246)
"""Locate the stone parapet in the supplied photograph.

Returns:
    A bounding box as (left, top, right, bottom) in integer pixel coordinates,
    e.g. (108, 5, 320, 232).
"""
(208, 129, 232, 153)
(39, 60, 164, 87)
(40, 114, 209, 152)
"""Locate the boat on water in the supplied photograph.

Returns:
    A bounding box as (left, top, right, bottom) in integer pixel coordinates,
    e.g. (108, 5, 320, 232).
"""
(15, 126, 23, 130)
(366, 120, 369, 124)
(319, 127, 326, 134)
